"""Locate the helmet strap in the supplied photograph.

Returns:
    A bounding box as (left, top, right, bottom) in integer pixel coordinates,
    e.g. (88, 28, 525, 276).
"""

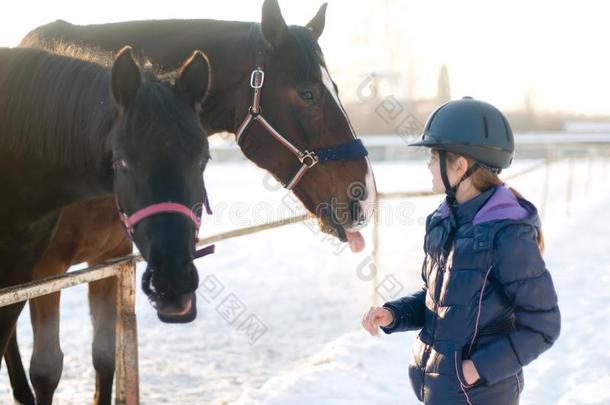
(438, 150, 479, 204)
(438, 150, 479, 247)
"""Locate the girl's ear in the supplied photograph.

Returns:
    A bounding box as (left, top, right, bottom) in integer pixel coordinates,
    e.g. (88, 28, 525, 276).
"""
(455, 156, 470, 176)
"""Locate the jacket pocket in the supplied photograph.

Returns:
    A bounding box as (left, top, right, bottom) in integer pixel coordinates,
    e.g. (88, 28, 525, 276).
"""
(454, 351, 480, 391)
(515, 368, 524, 394)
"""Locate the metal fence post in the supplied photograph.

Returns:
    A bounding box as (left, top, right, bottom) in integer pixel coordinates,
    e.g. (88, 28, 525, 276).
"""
(115, 259, 140, 405)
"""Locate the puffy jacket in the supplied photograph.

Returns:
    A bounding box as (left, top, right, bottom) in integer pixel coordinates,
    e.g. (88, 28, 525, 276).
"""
(381, 185, 561, 405)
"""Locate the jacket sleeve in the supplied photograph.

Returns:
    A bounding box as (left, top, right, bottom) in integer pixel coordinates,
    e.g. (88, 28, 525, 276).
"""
(380, 287, 426, 334)
(470, 224, 561, 385)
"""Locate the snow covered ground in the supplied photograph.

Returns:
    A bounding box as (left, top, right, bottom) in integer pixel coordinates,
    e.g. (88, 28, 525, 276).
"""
(1, 156, 608, 404)
(236, 158, 610, 405)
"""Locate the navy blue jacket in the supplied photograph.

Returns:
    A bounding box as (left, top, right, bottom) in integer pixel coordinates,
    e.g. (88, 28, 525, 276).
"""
(382, 186, 561, 405)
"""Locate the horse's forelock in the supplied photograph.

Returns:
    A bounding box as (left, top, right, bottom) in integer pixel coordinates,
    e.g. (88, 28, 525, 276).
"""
(248, 23, 323, 82)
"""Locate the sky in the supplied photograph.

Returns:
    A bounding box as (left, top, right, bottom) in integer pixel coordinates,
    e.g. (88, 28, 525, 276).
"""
(0, 0, 608, 115)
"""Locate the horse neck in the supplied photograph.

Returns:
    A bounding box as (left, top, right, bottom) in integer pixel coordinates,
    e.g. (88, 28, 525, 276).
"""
(44, 96, 115, 208)
(32, 19, 259, 135)
(0, 149, 113, 223)
(0, 49, 115, 217)
(44, 70, 115, 200)
(18, 160, 113, 221)
(130, 20, 259, 135)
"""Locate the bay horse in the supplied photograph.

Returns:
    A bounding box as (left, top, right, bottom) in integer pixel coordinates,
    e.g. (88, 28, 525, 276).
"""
(0, 46, 213, 403)
(7, 1, 377, 404)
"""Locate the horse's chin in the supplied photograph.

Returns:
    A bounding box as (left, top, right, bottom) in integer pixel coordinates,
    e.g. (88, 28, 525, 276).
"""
(317, 217, 346, 241)
(317, 217, 366, 253)
(156, 293, 197, 324)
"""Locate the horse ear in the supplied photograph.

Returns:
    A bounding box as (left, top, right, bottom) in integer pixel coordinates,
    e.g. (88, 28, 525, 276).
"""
(261, 0, 288, 48)
(306, 3, 328, 40)
(176, 50, 210, 108)
(111, 46, 142, 112)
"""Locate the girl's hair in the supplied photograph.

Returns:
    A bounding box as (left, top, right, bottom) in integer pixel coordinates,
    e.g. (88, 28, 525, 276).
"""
(439, 150, 545, 254)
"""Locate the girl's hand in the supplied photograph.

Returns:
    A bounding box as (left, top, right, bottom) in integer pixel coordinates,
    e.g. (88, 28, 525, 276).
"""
(361, 306, 394, 336)
(462, 360, 481, 385)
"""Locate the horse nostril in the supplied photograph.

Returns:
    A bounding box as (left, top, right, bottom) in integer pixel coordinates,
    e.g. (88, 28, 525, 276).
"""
(142, 269, 157, 297)
(190, 266, 200, 290)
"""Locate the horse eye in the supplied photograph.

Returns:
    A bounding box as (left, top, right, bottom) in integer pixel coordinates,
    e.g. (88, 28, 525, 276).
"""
(299, 90, 315, 101)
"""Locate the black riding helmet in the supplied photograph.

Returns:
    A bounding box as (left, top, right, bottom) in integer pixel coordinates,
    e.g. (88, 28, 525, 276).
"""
(409, 97, 515, 203)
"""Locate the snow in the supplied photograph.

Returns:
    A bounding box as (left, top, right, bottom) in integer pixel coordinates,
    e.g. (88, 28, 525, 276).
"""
(1, 157, 609, 404)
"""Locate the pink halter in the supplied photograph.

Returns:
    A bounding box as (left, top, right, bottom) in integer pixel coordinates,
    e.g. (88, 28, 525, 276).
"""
(122, 203, 202, 230)
(117, 193, 215, 259)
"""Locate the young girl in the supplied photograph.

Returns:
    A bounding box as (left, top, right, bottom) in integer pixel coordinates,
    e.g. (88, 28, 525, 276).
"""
(362, 97, 560, 405)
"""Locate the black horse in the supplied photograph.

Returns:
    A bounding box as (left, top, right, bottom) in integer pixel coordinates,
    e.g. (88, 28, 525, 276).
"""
(0, 45, 212, 376)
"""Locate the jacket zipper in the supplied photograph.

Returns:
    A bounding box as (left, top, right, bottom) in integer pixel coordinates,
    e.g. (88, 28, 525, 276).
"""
(421, 246, 451, 399)
(421, 226, 454, 400)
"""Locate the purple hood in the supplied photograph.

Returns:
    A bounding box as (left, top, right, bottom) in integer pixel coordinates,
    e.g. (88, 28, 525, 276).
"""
(438, 185, 534, 225)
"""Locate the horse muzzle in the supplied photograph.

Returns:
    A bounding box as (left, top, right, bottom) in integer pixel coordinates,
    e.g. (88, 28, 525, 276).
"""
(155, 292, 198, 324)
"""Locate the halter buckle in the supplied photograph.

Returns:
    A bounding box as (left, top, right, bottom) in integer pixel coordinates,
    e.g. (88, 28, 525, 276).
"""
(248, 106, 261, 116)
(122, 216, 135, 236)
(119, 211, 130, 227)
(250, 68, 265, 89)
(299, 150, 319, 168)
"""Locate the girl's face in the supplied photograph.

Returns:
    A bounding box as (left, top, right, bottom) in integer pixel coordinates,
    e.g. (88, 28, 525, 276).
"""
(427, 149, 468, 193)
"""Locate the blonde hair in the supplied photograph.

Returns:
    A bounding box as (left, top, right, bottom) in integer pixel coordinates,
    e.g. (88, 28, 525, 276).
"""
(443, 150, 545, 254)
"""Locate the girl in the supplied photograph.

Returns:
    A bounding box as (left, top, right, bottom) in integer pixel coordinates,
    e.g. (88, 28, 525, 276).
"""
(362, 97, 560, 405)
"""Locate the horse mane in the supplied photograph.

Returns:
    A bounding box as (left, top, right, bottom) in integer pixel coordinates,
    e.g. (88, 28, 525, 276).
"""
(0, 47, 113, 169)
(53, 41, 170, 88)
(0, 47, 202, 171)
(48, 41, 115, 68)
(48, 41, 159, 77)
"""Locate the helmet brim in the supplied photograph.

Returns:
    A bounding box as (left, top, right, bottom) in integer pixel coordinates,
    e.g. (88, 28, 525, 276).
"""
(410, 141, 512, 170)
(408, 135, 443, 148)
(408, 140, 442, 148)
